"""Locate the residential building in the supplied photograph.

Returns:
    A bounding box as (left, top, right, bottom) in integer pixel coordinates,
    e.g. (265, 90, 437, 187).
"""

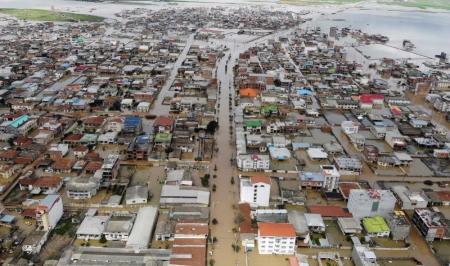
(362, 216, 390, 237)
(240, 175, 271, 207)
(35, 194, 64, 231)
(337, 217, 363, 234)
(125, 185, 148, 205)
(287, 211, 310, 246)
(352, 244, 379, 266)
(66, 175, 101, 200)
(19, 176, 63, 195)
(257, 222, 297, 255)
(334, 157, 362, 176)
(347, 189, 396, 219)
(103, 212, 136, 241)
(363, 145, 379, 163)
(320, 165, 340, 192)
(153, 116, 175, 133)
(304, 213, 325, 233)
(123, 115, 142, 134)
(237, 154, 270, 171)
(412, 208, 447, 241)
(392, 186, 429, 210)
(101, 154, 120, 182)
(341, 121, 359, 135)
(385, 211, 411, 241)
(76, 211, 109, 241)
(127, 135, 151, 160)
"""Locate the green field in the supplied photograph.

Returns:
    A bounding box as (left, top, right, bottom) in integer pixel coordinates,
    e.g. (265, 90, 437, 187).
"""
(379, 0, 450, 10)
(0, 8, 105, 22)
(280, 0, 362, 5)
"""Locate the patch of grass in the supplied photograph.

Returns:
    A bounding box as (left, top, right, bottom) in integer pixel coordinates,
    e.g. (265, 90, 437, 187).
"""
(54, 219, 76, 236)
(0, 8, 104, 22)
(379, 0, 450, 10)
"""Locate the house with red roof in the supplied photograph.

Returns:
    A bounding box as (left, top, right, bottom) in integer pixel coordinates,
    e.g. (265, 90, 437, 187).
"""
(359, 94, 384, 109)
(307, 205, 353, 219)
(258, 222, 296, 255)
(83, 116, 105, 133)
(153, 116, 175, 133)
(19, 176, 62, 195)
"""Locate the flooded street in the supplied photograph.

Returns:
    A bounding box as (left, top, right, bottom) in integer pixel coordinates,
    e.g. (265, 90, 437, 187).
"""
(0, 0, 449, 265)
(150, 33, 195, 116)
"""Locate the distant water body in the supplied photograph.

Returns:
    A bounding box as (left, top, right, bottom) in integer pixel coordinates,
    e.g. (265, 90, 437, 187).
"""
(308, 8, 450, 58)
(0, 0, 449, 56)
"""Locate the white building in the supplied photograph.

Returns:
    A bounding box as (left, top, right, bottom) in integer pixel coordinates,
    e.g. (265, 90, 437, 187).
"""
(160, 184, 210, 206)
(257, 222, 296, 255)
(304, 213, 326, 233)
(125, 185, 148, 205)
(126, 206, 158, 250)
(97, 132, 118, 144)
(347, 189, 396, 219)
(391, 186, 428, 210)
(320, 165, 340, 192)
(36, 194, 63, 231)
(352, 245, 379, 266)
(240, 176, 271, 207)
(103, 212, 136, 241)
(76, 214, 109, 241)
(136, 102, 151, 112)
(237, 154, 270, 171)
(341, 121, 359, 135)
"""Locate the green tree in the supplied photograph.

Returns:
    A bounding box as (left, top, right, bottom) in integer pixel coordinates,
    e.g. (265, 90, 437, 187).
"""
(99, 234, 107, 244)
(206, 120, 219, 134)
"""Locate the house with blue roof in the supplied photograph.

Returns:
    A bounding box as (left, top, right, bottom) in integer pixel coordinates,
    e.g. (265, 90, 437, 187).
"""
(296, 87, 313, 96)
(0, 114, 36, 135)
(123, 115, 143, 134)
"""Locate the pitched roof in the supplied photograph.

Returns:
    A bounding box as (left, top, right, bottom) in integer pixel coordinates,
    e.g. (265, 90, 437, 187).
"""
(19, 176, 61, 188)
(307, 205, 352, 218)
(84, 116, 105, 125)
(84, 161, 102, 172)
(154, 116, 175, 127)
(436, 191, 450, 202)
(359, 94, 384, 104)
(250, 175, 271, 185)
(258, 222, 296, 238)
(239, 203, 256, 234)
(51, 157, 75, 170)
(240, 88, 258, 97)
(170, 245, 206, 266)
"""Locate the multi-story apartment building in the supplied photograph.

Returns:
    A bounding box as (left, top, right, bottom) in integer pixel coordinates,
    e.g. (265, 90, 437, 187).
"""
(347, 189, 396, 219)
(257, 222, 296, 255)
(237, 154, 270, 171)
(385, 211, 411, 241)
(240, 176, 271, 207)
(101, 154, 120, 183)
(412, 208, 447, 241)
(35, 194, 63, 231)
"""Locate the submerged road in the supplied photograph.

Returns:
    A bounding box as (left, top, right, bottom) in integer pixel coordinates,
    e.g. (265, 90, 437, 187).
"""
(151, 33, 196, 116)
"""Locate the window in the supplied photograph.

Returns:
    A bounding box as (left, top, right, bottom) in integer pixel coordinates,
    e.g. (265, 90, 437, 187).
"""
(371, 201, 379, 212)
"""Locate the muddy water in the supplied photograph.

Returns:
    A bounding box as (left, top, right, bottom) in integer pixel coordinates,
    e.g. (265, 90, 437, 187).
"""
(209, 29, 301, 265)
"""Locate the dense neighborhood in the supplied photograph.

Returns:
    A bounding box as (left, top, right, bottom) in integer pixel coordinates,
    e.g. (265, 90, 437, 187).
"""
(0, 4, 449, 266)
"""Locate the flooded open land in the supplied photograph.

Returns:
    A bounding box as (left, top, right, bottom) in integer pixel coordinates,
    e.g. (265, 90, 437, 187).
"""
(0, 0, 449, 265)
